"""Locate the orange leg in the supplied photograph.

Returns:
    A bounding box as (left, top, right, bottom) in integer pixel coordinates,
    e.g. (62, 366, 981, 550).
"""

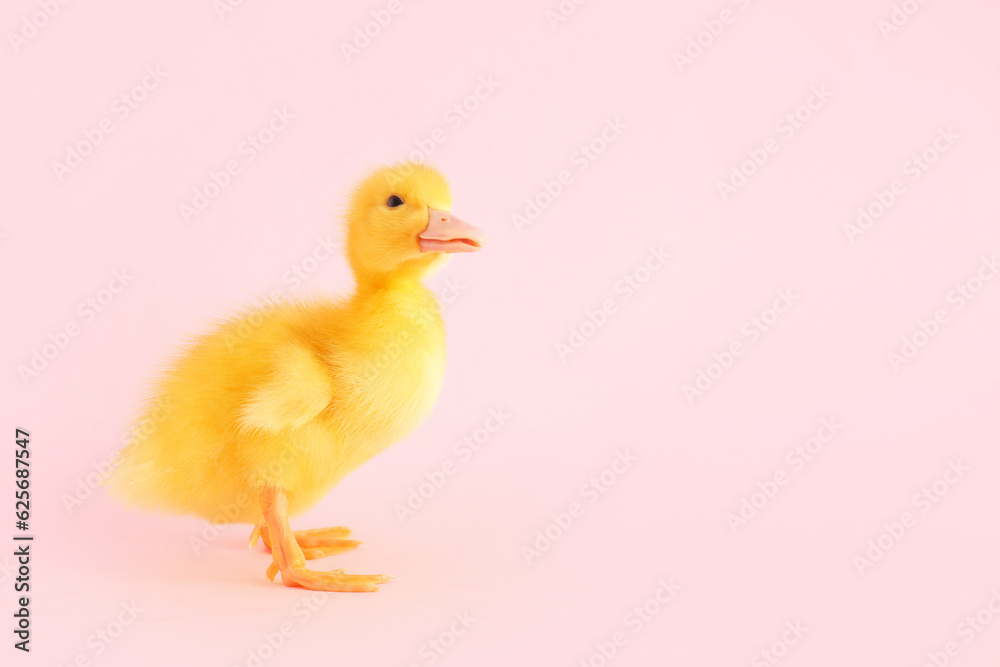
(251, 523, 360, 561)
(257, 487, 392, 592)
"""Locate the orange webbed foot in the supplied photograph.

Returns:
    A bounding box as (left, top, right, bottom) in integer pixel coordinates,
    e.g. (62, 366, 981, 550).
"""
(265, 564, 393, 593)
(257, 488, 393, 593)
(253, 524, 360, 560)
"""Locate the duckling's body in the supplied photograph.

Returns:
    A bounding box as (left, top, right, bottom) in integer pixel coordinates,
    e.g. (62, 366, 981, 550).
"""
(113, 285, 445, 525)
(108, 162, 485, 592)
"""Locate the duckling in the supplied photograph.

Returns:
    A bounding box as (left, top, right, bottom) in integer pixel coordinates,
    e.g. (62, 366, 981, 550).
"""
(108, 162, 485, 592)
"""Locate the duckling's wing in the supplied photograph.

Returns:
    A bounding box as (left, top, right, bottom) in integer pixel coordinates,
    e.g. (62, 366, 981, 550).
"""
(238, 340, 332, 433)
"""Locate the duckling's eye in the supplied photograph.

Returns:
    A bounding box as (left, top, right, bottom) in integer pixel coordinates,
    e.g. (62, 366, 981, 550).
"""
(386, 195, 404, 208)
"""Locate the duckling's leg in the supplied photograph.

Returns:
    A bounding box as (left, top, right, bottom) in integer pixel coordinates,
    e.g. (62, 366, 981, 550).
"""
(254, 524, 360, 560)
(259, 486, 392, 592)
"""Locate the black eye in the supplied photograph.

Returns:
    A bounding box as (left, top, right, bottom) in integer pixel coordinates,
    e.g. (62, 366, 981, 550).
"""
(386, 195, 404, 208)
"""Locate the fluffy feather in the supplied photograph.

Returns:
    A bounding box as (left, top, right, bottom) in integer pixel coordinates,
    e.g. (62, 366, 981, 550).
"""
(107, 162, 460, 526)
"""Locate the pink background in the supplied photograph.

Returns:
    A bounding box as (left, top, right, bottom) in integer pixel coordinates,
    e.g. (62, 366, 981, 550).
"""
(4, 0, 1000, 665)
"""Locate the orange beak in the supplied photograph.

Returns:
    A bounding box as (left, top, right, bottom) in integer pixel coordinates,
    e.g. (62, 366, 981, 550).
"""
(418, 208, 486, 253)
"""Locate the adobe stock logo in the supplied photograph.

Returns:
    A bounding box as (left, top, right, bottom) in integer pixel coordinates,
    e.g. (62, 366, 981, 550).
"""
(683, 289, 798, 404)
(213, 0, 248, 21)
(51, 66, 168, 182)
(843, 127, 958, 243)
(400, 76, 500, 166)
(394, 408, 510, 524)
(18, 269, 134, 384)
(577, 578, 681, 667)
(556, 246, 670, 362)
(59, 601, 144, 666)
(521, 449, 637, 565)
(7, 0, 72, 54)
(751, 621, 808, 667)
(853, 459, 969, 575)
(877, 0, 933, 40)
(403, 611, 476, 667)
(726, 418, 843, 534)
(672, 0, 756, 72)
(512, 117, 628, 233)
(544, 0, 591, 31)
(919, 589, 1000, 667)
(339, 0, 412, 63)
(887, 254, 997, 372)
(716, 85, 832, 202)
(178, 107, 294, 223)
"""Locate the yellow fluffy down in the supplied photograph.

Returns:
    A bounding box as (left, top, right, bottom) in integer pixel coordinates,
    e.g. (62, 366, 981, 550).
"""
(108, 161, 457, 526)
(108, 292, 445, 526)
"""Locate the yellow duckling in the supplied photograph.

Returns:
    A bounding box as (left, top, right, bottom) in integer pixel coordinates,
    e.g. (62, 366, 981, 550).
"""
(108, 162, 485, 592)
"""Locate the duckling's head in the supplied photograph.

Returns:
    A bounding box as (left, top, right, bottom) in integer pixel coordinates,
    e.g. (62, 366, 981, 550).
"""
(345, 162, 485, 284)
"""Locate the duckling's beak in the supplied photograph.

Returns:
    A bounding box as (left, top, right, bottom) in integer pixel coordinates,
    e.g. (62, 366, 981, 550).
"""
(419, 208, 486, 254)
